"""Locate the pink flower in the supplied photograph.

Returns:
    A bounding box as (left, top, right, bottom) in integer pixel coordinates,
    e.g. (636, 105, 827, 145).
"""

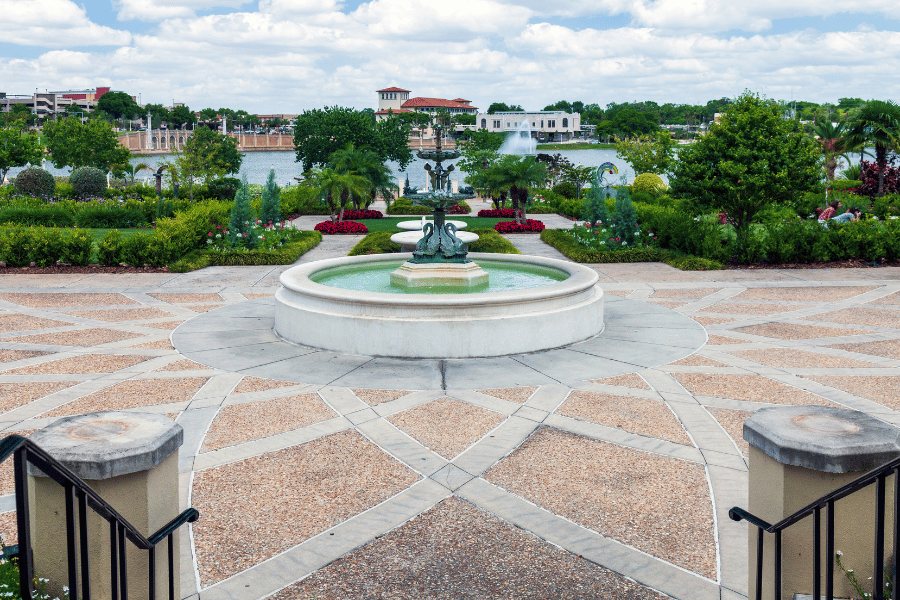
(207, 232, 213, 236)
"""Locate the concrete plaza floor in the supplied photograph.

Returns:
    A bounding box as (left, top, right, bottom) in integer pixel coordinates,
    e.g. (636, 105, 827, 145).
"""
(1, 234, 899, 599)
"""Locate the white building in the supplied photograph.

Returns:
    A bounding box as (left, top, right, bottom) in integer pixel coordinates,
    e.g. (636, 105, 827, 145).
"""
(476, 111, 582, 142)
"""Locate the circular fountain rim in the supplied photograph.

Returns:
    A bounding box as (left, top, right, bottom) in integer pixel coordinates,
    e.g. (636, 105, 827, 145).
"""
(279, 252, 599, 307)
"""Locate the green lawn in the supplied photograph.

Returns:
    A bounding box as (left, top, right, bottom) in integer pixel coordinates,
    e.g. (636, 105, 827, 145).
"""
(360, 216, 504, 232)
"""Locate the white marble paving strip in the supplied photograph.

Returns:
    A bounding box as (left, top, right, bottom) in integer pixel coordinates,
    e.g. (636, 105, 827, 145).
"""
(191, 416, 353, 471)
(370, 390, 446, 417)
(221, 384, 321, 407)
(197, 479, 449, 600)
(523, 384, 571, 412)
(0, 375, 134, 421)
(676, 287, 746, 313)
(355, 418, 448, 477)
(456, 478, 720, 600)
(694, 396, 779, 412)
(707, 465, 751, 598)
(451, 415, 540, 476)
(543, 413, 704, 463)
(759, 372, 898, 414)
(318, 385, 369, 415)
(444, 389, 521, 415)
(568, 379, 662, 398)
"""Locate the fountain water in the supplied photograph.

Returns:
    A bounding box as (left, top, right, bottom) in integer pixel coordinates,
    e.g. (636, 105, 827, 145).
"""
(498, 118, 537, 155)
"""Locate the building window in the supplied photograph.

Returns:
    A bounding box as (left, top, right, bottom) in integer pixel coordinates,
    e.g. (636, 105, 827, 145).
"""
(548, 120, 556, 128)
(493, 120, 501, 128)
(562, 118, 568, 128)
(481, 119, 487, 128)
(541, 120, 544, 128)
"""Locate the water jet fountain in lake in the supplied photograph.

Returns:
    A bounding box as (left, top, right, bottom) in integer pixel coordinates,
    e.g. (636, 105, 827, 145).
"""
(274, 125, 603, 358)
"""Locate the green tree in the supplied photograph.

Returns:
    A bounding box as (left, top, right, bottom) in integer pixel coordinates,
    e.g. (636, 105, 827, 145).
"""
(456, 113, 476, 126)
(144, 104, 170, 129)
(329, 144, 395, 210)
(0, 120, 43, 183)
(167, 126, 243, 200)
(43, 118, 131, 172)
(608, 108, 659, 137)
(304, 167, 369, 222)
(487, 102, 523, 114)
(1, 104, 35, 126)
(260, 169, 281, 224)
(561, 164, 595, 199)
(669, 91, 821, 259)
(813, 120, 851, 182)
(169, 106, 195, 129)
(111, 161, 151, 185)
(457, 130, 505, 200)
(96, 91, 140, 120)
(846, 100, 900, 196)
(293, 106, 413, 173)
(229, 176, 255, 247)
(615, 130, 677, 175)
(485, 155, 548, 224)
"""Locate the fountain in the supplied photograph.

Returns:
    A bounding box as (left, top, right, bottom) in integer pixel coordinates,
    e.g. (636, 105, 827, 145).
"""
(274, 128, 604, 358)
(498, 118, 537, 155)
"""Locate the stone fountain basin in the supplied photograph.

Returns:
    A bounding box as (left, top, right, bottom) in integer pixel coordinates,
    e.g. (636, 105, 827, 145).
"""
(396, 219, 468, 231)
(275, 253, 604, 359)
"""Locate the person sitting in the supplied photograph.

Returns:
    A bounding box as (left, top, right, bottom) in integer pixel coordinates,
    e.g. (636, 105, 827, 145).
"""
(817, 200, 841, 222)
(831, 207, 861, 223)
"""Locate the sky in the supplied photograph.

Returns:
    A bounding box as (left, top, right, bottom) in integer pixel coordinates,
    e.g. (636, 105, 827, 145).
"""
(2, 0, 900, 114)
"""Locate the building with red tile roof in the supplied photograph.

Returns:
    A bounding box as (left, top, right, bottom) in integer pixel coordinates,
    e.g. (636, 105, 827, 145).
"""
(376, 87, 477, 122)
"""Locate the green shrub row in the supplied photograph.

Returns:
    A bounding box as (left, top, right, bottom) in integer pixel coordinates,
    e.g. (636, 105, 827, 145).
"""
(348, 228, 519, 257)
(540, 229, 723, 270)
(170, 231, 321, 272)
(0, 227, 95, 266)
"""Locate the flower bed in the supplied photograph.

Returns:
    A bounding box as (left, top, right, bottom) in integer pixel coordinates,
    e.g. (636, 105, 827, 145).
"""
(569, 222, 658, 251)
(206, 219, 304, 251)
(494, 219, 545, 233)
(342, 209, 383, 220)
(478, 209, 517, 218)
(314, 220, 368, 234)
(448, 202, 471, 214)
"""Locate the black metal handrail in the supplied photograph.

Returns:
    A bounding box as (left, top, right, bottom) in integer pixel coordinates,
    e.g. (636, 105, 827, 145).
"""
(0, 434, 199, 600)
(730, 454, 900, 600)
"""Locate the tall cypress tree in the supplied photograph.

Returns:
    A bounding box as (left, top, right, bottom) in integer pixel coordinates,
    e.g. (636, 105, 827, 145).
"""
(260, 169, 281, 225)
(228, 175, 255, 248)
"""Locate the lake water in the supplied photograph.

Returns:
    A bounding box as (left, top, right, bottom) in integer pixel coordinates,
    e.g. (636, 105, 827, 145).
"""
(9, 145, 868, 189)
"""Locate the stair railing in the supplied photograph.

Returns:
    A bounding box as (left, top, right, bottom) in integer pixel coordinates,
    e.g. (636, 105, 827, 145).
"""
(0, 434, 199, 600)
(730, 454, 900, 600)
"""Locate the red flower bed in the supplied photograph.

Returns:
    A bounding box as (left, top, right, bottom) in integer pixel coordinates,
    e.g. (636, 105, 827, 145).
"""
(314, 220, 368, 234)
(494, 220, 545, 233)
(478, 209, 517, 218)
(448, 204, 470, 214)
(342, 209, 383, 220)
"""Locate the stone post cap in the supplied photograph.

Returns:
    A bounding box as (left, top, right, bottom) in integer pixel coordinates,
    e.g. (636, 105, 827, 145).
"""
(29, 411, 183, 480)
(744, 406, 900, 473)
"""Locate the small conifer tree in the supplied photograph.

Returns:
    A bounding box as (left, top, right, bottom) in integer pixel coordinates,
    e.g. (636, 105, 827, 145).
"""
(260, 169, 281, 225)
(581, 170, 610, 225)
(228, 175, 255, 248)
(612, 186, 638, 245)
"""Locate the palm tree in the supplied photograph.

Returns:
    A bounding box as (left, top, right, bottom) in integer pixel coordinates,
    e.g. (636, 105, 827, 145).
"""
(812, 120, 851, 182)
(329, 144, 396, 210)
(113, 161, 151, 186)
(486, 155, 549, 224)
(304, 167, 369, 222)
(846, 100, 900, 196)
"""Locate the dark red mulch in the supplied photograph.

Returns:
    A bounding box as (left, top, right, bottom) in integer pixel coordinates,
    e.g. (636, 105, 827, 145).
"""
(728, 258, 900, 270)
(0, 265, 171, 274)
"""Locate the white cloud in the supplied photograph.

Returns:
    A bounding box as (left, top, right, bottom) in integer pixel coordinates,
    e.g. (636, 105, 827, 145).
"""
(114, 0, 251, 21)
(0, 0, 131, 47)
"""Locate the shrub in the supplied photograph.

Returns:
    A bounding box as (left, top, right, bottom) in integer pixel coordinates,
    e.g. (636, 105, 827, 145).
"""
(632, 173, 666, 195)
(0, 227, 32, 266)
(14, 167, 55, 198)
(859, 159, 900, 197)
(558, 198, 585, 219)
(540, 229, 722, 269)
(467, 228, 521, 254)
(74, 206, 147, 228)
(229, 177, 256, 248)
(448, 202, 471, 214)
(478, 209, 516, 218)
(582, 186, 610, 225)
(551, 181, 577, 199)
(260, 169, 281, 225)
(170, 231, 322, 271)
(494, 219, 545, 233)
(281, 186, 329, 216)
(314, 220, 368, 234)
(611, 188, 639, 245)
(829, 180, 862, 192)
(70, 167, 108, 198)
(97, 230, 124, 266)
(62, 229, 94, 266)
(206, 177, 241, 201)
(119, 232, 156, 267)
(386, 198, 431, 215)
(0, 206, 75, 227)
(348, 232, 400, 255)
(342, 209, 383, 220)
(28, 227, 66, 266)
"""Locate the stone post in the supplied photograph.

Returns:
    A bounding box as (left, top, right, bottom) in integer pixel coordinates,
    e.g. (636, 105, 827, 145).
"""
(744, 406, 900, 600)
(28, 412, 183, 600)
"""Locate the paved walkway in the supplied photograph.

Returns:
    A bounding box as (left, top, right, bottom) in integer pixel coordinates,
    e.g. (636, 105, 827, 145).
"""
(0, 238, 899, 599)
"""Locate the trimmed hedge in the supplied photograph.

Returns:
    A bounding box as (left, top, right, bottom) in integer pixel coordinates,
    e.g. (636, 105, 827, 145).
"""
(13, 167, 55, 198)
(0, 227, 98, 267)
(829, 180, 862, 192)
(348, 228, 520, 257)
(540, 229, 722, 270)
(75, 206, 147, 228)
(70, 167, 108, 197)
(170, 231, 321, 272)
(0, 206, 75, 227)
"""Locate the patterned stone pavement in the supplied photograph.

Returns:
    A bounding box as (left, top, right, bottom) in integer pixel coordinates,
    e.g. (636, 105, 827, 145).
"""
(0, 247, 899, 600)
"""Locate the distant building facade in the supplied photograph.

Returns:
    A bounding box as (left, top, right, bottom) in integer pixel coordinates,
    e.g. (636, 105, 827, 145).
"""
(0, 87, 134, 121)
(475, 111, 582, 142)
(375, 87, 478, 121)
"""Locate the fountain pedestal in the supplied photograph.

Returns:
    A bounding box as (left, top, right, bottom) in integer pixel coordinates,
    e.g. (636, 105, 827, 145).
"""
(390, 261, 488, 288)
